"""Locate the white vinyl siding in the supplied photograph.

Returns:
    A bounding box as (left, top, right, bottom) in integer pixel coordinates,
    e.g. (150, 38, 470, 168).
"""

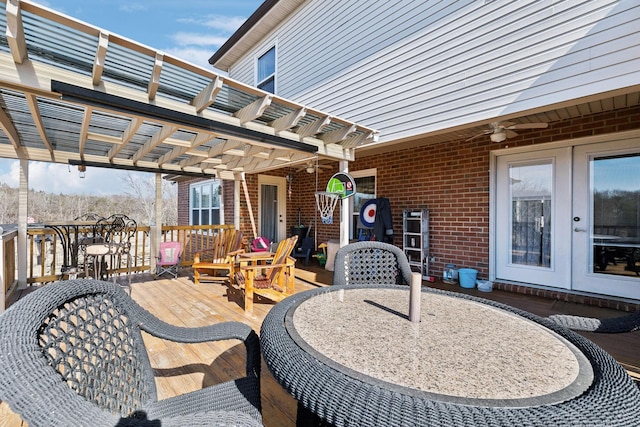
(227, 0, 640, 143)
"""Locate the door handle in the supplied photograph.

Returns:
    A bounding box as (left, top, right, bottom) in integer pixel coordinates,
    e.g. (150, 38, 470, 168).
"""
(574, 227, 586, 232)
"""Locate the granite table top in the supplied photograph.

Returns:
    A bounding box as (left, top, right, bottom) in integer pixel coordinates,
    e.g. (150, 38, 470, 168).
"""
(288, 287, 591, 406)
(260, 285, 640, 426)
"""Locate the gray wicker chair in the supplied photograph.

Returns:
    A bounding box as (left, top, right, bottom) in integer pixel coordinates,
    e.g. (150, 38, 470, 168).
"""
(332, 241, 413, 286)
(547, 310, 640, 333)
(0, 279, 263, 427)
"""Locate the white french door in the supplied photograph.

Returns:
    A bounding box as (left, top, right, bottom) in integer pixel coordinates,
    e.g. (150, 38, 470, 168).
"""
(572, 139, 640, 300)
(495, 133, 640, 301)
(495, 148, 572, 288)
(258, 175, 286, 243)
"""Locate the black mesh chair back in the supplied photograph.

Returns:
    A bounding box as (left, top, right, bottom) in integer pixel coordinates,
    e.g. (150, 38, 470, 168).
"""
(332, 241, 413, 286)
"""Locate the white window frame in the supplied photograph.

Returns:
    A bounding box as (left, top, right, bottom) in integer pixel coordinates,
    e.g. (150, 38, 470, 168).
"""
(255, 44, 277, 94)
(189, 179, 223, 226)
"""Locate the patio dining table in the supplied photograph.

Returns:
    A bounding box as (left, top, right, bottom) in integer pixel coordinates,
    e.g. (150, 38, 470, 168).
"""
(261, 284, 640, 426)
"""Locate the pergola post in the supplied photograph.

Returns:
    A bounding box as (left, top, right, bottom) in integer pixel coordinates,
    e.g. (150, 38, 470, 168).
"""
(150, 173, 163, 273)
(17, 159, 28, 289)
(339, 160, 349, 247)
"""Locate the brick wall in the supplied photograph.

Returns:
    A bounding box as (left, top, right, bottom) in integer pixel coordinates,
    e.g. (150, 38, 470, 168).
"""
(313, 105, 640, 279)
(177, 105, 640, 281)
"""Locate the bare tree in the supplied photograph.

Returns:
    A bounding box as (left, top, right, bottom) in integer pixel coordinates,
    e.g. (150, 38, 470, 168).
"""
(0, 174, 178, 226)
(0, 183, 18, 224)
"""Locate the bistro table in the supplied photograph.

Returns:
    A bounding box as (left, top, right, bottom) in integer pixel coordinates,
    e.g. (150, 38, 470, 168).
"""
(43, 220, 101, 277)
(260, 285, 640, 426)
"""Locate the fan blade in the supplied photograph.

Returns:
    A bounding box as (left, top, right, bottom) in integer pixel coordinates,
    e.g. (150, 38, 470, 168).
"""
(465, 130, 492, 142)
(505, 130, 518, 139)
(506, 123, 548, 130)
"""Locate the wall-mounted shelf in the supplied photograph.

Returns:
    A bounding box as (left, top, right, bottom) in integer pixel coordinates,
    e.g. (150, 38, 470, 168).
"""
(403, 209, 429, 279)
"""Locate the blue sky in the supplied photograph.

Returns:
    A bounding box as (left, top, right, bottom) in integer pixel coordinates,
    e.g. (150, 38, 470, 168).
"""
(0, 0, 262, 195)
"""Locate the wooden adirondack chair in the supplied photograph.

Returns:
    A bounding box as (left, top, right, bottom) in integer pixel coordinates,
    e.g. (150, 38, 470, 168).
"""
(192, 229, 244, 285)
(235, 236, 298, 312)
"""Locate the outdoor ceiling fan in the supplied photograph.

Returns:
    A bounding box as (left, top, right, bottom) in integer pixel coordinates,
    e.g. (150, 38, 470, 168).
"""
(296, 161, 333, 174)
(467, 121, 548, 143)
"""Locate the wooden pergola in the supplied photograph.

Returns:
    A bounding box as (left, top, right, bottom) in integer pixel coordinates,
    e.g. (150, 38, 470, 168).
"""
(0, 0, 378, 287)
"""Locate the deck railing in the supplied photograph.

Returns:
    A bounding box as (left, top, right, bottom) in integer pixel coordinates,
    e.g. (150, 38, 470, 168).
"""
(0, 224, 238, 311)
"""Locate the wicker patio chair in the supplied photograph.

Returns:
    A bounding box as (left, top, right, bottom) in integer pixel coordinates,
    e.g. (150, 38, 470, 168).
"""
(333, 241, 413, 286)
(547, 310, 640, 333)
(0, 279, 263, 427)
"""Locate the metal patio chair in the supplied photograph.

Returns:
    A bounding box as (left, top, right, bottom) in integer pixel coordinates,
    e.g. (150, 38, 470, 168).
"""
(292, 236, 315, 266)
(0, 279, 263, 427)
(83, 214, 137, 284)
(155, 241, 183, 278)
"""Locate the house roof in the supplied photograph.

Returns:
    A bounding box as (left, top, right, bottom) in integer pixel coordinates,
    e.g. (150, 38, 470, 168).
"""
(0, 0, 377, 181)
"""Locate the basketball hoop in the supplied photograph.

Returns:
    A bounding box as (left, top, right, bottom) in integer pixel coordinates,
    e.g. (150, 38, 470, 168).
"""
(315, 192, 341, 224)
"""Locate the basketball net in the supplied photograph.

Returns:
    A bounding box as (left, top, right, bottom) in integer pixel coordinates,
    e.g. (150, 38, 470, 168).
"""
(315, 192, 340, 224)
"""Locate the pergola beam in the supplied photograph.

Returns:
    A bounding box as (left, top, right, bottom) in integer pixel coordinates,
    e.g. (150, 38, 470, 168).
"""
(92, 31, 109, 86)
(270, 107, 306, 132)
(6, 0, 27, 64)
(234, 95, 272, 124)
(321, 124, 357, 144)
(158, 132, 217, 166)
(296, 115, 331, 138)
(108, 117, 142, 160)
(192, 76, 224, 113)
(0, 96, 25, 158)
(78, 106, 93, 160)
(132, 124, 177, 164)
(147, 52, 163, 101)
(24, 93, 54, 160)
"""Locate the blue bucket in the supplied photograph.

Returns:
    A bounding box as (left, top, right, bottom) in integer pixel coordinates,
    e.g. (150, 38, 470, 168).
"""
(458, 268, 478, 288)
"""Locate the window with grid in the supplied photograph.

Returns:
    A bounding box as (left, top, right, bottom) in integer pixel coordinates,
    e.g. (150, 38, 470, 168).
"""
(257, 46, 276, 93)
(190, 180, 221, 225)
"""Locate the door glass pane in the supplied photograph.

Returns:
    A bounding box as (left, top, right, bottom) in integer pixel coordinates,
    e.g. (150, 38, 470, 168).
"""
(261, 184, 278, 242)
(509, 162, 552, 267)
(352, 176, 375, 240)
(591, 153, 640, 277)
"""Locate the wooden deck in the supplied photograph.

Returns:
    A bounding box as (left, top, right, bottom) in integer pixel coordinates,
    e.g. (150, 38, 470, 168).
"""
(1, 265, 639, 426)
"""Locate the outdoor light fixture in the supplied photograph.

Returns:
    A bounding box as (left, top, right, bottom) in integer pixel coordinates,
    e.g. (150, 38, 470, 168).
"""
(78, 164, 86, 178)
(490, 131, 507, 143)
(306, 166, 315, 174)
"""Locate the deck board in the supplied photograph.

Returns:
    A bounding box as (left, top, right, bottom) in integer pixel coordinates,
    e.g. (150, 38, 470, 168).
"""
(1, 266, 638, 426)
